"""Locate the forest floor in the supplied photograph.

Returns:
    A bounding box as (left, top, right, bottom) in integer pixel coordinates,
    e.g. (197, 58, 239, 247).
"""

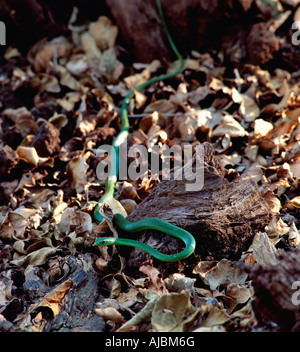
(0, 1, 300, 332)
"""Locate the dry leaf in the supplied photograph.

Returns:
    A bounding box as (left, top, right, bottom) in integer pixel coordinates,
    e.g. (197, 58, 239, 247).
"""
(139, 262, 168, 295)
(193, 259, 247, 290)
(32, 37, 72, 72)
(151, 291, 195, 332)
(32, 278, 73, 317)
(253, 119, 273, 139)
(201, 306, 230, 327)
(239, 94, 260, 122)
(144, 99, 177, 114)
(283, 196, 300, 210)
(211, 115, 248, 138)
(117, 296, 158, 332)
(263, 190, 281, 213)
(66, 156, 89, 194)
(240, 163, 263, 183)
(95, 307, 126, 324)
(11, 246, 58, 267)
(3, 107, 39, 138)
(124, 60, 161, 89)
(81, 32, 102, 61)
(247, 232, 277, 265)
(174, 109, 214, 141)
(164, 273, 196, 293)
(89, 16, 118, 51)
(58, 207, 92, 235)
(288, 222, 300, 247)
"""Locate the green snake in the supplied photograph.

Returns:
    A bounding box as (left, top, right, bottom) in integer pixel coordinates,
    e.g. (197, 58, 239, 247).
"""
(93, 0, 196, 262)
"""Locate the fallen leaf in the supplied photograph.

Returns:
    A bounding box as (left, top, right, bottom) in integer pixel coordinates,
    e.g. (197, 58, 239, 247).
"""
(11, 246, 58, 267)
(201, 306, 230, 327)
(246, 232, 277, 265)
(117, 296, 158, 332)
(66, 156, 89, 194)
(193, 259, 247, 290)
(95, 307, 126, 324)
(2, 107, 39, 137)
(124, 60, 161, 89)
(239, 94, 260, 122)
(284, 196, 300, 210)
(211, 114, 248, 138)
(32, 278, 73, 317)
(164, 273, 196, 293)
(288, 222, 300, 247)
(89, 16, 118, 51)
(253, 119, 273, 139)
(31, 36, 72, 72)
(139, 262, 168, 295)
(151, 291, 195, 332)
(240, 163, 263, 183)
(263, 190, 281, 214)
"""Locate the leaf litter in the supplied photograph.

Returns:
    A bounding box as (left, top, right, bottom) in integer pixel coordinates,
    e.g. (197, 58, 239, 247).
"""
(0, 1, 300, 333)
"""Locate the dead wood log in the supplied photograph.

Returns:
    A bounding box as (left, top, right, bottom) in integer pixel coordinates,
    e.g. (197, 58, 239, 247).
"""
(122, 142, 272, 268)
(248, 250, 300, 332)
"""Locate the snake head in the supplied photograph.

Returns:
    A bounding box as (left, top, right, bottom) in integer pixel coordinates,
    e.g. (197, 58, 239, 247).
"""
(94, 237, 116, 246)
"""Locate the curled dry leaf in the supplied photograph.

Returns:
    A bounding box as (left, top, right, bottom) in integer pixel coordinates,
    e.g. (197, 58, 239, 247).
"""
(80, 32, 102, 60)
(139, 262, 168, 295)
(124, 60, 161, 89)
(66, 156, 89, 194)
(95, 307, 126, 324)
(238, 94, 260, 122)
(32, 278, 73, 317)
(10, 246, 58, 268)
(119, 199, 137, 214)
(16, 146, 51, 167)
(164, 273, 196, 293)
(253, 119, 273, 139)
(246, 232, 277, 265)
(288, 222, 300, 247)
(32, 36, 72, 72)
(263, 190, 281, 214)
(193, 259, 247, 290)
(17, 277, 73, 331)
(2, 107, 39, 137)
(283, 196, 300, 210)
(151, 291, 195, 332)
(174, 109, 215, 142)
(89, 16, 118, 52)
(58, 207, 92, 235)
(117, 296, 158, 332)
(211, 114, 248, 138)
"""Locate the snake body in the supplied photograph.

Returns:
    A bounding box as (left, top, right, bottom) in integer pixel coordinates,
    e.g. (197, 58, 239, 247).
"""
(94, 0, 196, 262)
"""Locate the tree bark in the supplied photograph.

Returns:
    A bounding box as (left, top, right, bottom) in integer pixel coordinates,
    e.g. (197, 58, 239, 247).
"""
(121, 143, 272, 269)
(105, 0, 226, 63)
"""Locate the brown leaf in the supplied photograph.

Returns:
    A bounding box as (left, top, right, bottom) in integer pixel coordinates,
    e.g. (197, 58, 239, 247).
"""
(10, 246, 58, 267)
(139, 262, 168, 295)
(33, 278, 73, 317)
(89, 16, 118, 51)
(193, 259, 247, 290)
(95, 307, 126, 324)
(66, 156, 89, 194)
